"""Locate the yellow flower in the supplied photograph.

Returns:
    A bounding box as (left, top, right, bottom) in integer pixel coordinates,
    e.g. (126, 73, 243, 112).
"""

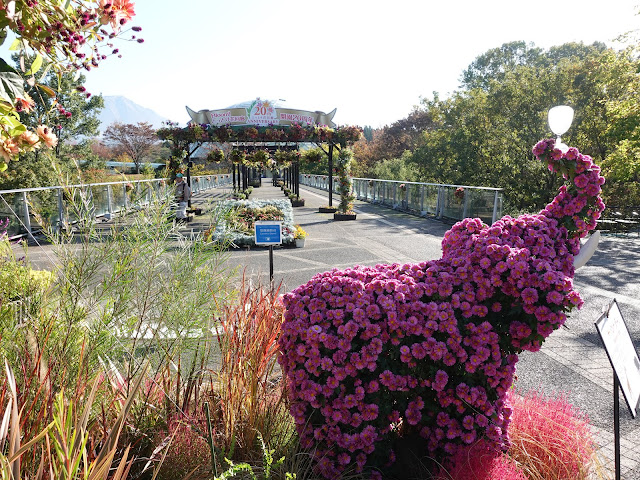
(294, 225, 307, 239)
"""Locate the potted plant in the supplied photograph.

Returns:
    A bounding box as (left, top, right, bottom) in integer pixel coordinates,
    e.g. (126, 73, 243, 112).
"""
(294, 225, 307, 248)
(334, 148, 357, 221)
(289, 194, 305, 207)
(319, 204, 338, 213)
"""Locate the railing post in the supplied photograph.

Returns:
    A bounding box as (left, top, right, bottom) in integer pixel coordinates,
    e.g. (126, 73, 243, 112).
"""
(393, 183, 398, 208)
(420, 185, 425, 216)
(405, 185, 409, 209)
(436, 186, 443, 218)
(21, 191, 33, 240)
(57, 188, 64, 232)
(123, 184, 129, 209)
(492, 190, 499, 224)
(106, 185, 113, 219)
(462, 189, 469, 220)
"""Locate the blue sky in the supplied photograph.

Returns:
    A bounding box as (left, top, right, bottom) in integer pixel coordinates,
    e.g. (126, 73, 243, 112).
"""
(8, 0, 640, 127)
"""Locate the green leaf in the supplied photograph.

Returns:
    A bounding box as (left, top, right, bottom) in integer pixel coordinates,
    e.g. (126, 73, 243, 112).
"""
(0, 58, 25, 103)
(25, 54, 42, 76)
(8, 38, 21, 51)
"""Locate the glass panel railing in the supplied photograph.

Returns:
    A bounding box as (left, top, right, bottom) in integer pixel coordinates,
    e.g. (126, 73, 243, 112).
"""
(299, 174, 503, 224)
(0, 174, 230, 239)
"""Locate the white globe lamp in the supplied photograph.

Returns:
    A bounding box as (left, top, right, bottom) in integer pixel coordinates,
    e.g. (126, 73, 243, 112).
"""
(548, 105, 574, 152)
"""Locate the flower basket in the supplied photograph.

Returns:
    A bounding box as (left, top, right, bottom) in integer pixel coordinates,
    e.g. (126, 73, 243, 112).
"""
(229, 149, 246, 164)
(206, 148, 224, 163)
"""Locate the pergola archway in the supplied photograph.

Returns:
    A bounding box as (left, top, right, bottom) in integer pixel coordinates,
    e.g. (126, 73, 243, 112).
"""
(157, 98, 363, 207)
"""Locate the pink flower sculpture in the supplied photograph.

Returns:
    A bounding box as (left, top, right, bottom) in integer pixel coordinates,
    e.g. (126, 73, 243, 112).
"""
(278, 139, 605, 479)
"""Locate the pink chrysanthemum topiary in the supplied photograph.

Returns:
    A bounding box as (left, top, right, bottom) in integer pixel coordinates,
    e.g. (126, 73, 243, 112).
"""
(278, 140, 605, 478)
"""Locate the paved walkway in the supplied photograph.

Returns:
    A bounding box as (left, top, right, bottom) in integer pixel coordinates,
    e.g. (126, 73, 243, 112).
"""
(21, 180, 640, 478)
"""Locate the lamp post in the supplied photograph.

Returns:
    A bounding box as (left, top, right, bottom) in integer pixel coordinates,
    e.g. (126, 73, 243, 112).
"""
(548, 105, 574, 153)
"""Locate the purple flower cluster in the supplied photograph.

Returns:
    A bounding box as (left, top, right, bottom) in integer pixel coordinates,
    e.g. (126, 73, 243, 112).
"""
(278, 140, 605, 478)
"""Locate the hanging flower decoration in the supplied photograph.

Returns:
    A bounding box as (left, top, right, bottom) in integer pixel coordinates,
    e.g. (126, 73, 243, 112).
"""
(275, 149, 300, 168)
(206, 148, 224, 163)
(243, 127, 260, 140)
(246, 149, 270, 168)
(263, 127, 285, 141)
(454, 187, 465, 200)
(157, 123, 363, 175)
(303, 149, 324, 163)
(229, 149, 246, 164)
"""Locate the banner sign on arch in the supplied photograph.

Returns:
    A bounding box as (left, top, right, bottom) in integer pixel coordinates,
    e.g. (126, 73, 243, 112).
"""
(186, 97, 337, 128)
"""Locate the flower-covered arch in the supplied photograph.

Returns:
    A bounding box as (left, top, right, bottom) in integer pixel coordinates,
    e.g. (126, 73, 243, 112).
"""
(156, 101, 363, 205)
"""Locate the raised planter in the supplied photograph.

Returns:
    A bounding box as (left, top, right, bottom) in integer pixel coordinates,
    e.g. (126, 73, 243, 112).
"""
(334, 212, 357, 221)
(291, 199, 305, 207)
(319, 206, 338, 213)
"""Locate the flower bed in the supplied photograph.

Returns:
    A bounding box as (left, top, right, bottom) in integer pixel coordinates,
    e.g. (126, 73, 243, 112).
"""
(206, 199, 295, 246)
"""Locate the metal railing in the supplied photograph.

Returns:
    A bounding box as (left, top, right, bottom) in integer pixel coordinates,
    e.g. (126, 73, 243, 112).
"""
(300, 174, 503, 225)
(0, 174, 232, 239)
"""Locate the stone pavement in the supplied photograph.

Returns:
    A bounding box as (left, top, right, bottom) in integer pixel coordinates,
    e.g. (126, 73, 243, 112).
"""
(20, 180, 640, 478)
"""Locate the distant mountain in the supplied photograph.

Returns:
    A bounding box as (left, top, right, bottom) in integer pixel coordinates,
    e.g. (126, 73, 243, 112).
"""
(98, 96, 172, 134)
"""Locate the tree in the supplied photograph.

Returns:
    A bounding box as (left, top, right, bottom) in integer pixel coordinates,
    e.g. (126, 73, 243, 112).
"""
(104, 122, 159, 173)
(406, 41, 635, 213)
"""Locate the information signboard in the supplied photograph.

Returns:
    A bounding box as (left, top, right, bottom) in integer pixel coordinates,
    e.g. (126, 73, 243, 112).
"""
(254, 221, 282, 246)
(595, 299, 640, 417)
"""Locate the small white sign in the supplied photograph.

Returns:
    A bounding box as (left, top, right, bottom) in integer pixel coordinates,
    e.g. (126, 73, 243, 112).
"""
(595, 299, 640, 417)
(254, 221, 282, 246)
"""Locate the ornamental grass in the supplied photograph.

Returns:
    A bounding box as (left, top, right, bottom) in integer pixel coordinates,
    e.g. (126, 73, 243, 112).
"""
(211, 272, 295, 464)
(506, 390, 603, 480)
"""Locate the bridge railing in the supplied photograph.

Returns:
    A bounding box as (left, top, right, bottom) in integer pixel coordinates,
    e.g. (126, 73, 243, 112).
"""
(0, 174, 232, 239)
(300, 174, 503, 225)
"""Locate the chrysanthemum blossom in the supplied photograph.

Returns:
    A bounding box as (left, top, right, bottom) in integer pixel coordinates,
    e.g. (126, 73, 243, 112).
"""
(36, 125, 58, 148)
(100, 0, 135, 30)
